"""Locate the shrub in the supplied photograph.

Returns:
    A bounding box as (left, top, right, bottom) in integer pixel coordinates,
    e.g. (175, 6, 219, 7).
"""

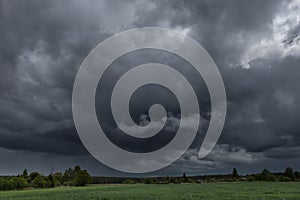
(3, 179, 15, 190)
(12, 177, 28, 190)
(246, 175, 256, 182)
(144, 178, 154, 184)
(31, 175, 48, 188)
(123, 179, 136, 184)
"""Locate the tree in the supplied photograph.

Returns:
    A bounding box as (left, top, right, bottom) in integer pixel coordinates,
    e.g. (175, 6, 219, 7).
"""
(47, 174, 55, 188)
(73, 170, 92, 186)
(0, 165, 93, 190)
(53, 172, 63, 186)
(31, 175, 47, 188)
(63, 167, 75, 183)
(29, 172, 41, 183)
(285, 167, 296, 181)
(4, 180, 15, 190)
(232, 168, 239, 178)
(12, 177, 28, 190)
(74, 165, 81, 173)
(183, 172, 187, 182)
(144, 178, 154, 184)
(258, 169, 277, 181)
(22, 169, 28, 179)
(260, 169, 270, 181)
(295, 171, 300, 179)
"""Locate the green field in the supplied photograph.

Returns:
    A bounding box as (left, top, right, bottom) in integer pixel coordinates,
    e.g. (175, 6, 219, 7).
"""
(0, 182, 299, 200)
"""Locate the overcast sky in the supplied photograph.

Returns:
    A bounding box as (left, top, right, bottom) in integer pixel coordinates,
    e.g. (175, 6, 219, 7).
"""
(0, 0, 300, 176)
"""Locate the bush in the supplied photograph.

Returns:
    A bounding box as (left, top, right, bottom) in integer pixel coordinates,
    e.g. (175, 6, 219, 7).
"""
(280, 176, 292, 182)
(31, 175, 48, 188)
(12, 177, 28, 190)
(123, 179, 136, 184)
(174, 178, 185, 184)
(246, 175, 256, 182)
(3, 179, 15, 190)
(144, 178, 154, 184)
(63, 181, 74, 186)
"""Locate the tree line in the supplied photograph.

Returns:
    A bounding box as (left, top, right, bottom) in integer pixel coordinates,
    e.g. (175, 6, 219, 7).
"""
(92, 167, 300, 184)
(0, 166, 299, 190)
(0, 165, 91, 190)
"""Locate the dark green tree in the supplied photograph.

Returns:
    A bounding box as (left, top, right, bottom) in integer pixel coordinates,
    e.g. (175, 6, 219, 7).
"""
(3, 179, 15, 190)
(258, 169, 277, 181)
(232, 168, 239, 178)
(63, 168, 74, 183)
(31, 175, 47, 188)
(73, 170, 92, 186)
(183, 172, 187, 182)
(12, 177, 28, 190)
(260, 169, 270, 181)
(53, 172, 63, 186)
(47, 174, 55, 188)
(295, 171, 300, 179)
(22, 169, 28, 179)
(74, 165, 81, 173)
(29, 172, 41, 183)
(285, 167, 296, 181)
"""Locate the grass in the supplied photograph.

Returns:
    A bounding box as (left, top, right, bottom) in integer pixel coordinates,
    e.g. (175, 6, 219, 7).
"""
(0, 182, 299, 200)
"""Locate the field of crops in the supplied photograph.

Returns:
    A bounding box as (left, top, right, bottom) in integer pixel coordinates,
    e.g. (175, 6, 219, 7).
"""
(0, 182, 299, 200)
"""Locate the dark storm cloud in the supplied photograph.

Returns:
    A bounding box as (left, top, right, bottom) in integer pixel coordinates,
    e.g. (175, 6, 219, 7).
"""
(133, 0, 284, 66)
(138, 0, 300, 161)
(0, 0, 300, 175)
(0, 0, 133, 155)
(131, 0, 300, 171)
(219, 57, 300, 153)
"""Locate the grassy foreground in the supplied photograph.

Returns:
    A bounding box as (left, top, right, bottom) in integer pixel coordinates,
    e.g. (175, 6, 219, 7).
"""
(0, 182, 299, 200)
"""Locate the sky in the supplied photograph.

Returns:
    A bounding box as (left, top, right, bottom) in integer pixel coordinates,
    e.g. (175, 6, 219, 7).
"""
(0, 0, 300, 176)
